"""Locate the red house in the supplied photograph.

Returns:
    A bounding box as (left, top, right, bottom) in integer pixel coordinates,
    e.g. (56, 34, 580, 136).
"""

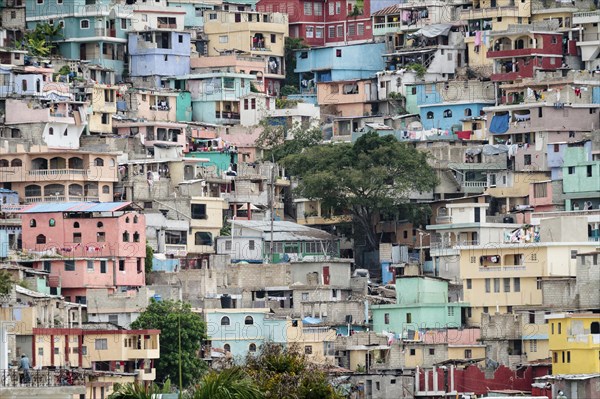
(257, 0, 372, 47)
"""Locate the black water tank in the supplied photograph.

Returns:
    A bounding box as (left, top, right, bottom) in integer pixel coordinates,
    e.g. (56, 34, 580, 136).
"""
(503, 216, 514, 224)
(220, 294, 232, 308)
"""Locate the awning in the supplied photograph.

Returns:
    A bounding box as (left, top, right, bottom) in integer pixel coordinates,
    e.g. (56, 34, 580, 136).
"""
(489, 113, 510, 134)
(413, 24, 453, 38)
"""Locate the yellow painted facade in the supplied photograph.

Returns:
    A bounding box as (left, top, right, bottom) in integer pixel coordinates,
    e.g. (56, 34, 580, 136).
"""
(285, 322, 336, 365)
(188, 196, 228, 254)
(460, 243, 597, 325)
(548, 313, 600, 375)
(89, 85, 118, 134)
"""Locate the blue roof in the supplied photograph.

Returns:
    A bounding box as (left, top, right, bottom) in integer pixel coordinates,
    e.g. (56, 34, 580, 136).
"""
(20, 202, 133, 214)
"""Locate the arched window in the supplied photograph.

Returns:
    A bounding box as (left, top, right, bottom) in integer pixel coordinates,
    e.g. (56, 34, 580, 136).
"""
(122, 231, 130, 242)
(110, 159, 115, 167)
(221, 316, 230, 326)
(11, 159, 22, 167)
(73, 222, 80, 228)
(223, 344, 231, 352)
(68, 157, 84, 169)
(25, 185, 42, 197)
(249, 343, 257, 352)
(133, 216, 139, 223)
(30, 219, 37, 228)
(102, 185, 110, 194)
(125, 217, 130, 223)
(426, 111, 434, 119)
(592, 321, 600, 334)
(443, 109, 453, 118)
(464, 108, 472, 117)
(133, 232, 140, 242)
(49, 127, 54, 135)
(0, 160, 8, 167)
(36, 234, 46, 244)
(245, 316, 254, 325)
(97, 222, 104, 228)
(94, 158, 104, 166)
(49, 218, 55, 227)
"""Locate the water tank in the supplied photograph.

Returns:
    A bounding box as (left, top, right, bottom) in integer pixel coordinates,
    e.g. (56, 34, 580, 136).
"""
(152, 294, 162, 302)
(220, 294, 232, 309)
(503, 216, 514, 224)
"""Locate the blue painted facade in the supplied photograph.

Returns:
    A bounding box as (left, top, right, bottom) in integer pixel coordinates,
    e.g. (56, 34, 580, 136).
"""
(593, 86, 600, 105)
(547, 141, 592, 180)
(420, 102, 491, 131)
(0, 230, 7, 258)
(294, 43, 386, 84)
(166, 1, 211, 27)
(128, 31, 191, 77)
(186, 151, 238, 175)
(152, 256, 180, 272)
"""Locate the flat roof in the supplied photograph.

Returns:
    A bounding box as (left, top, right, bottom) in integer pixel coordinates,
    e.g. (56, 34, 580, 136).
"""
(20, 202, 133, 214)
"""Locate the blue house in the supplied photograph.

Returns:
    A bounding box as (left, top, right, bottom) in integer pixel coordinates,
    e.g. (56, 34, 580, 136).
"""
(168, 72, 256, 124)
(25, 0, 131, 79)
(128, 31, 191, 78)
(547, 140, 592, 180)
(294, 42, 386, 85)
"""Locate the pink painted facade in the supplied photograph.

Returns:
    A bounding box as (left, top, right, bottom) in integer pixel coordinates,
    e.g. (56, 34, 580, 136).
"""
(113, 121, 188, 152)
(20, 203, 146, 301)
(529, 180, 556, 212)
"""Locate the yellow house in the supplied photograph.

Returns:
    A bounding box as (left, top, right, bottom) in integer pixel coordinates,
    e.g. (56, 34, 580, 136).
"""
(188, 196, 228, 254)
(203, 10, 288, 58)
(89, 84, 119, 134)
(547, 313, 600, 375)
(284, 320, 337, 365)
(460, 240, 598, 325)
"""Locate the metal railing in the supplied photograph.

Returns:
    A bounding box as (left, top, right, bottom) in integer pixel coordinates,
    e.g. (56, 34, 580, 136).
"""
(0, 369, 86, 387)
(28, 169, 88, 176)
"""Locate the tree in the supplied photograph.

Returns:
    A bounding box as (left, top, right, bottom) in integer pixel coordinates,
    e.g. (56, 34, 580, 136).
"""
(283, 132, 438, 251)
(0, 270, 14, 301)
(284, 37, 307, 89)
(244, 343, 341, 399)
(191, 367, 262, 399)
(131, 300, 207, 388)
(21, 23, 63, 56)
(108, 379, 172, 399)
(255, 120, 322, 163)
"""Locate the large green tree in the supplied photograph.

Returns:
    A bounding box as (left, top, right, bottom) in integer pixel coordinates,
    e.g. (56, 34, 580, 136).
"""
(245, 343, 341, 399)
(131, 300, 207, 389)
(255, 120, 322, 163)
(191, 367, 262, 399)
(284, 37, 307, 90)
(283, 132, 438, 251)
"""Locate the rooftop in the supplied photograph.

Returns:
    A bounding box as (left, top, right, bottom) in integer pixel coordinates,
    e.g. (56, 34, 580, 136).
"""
(20, 202, 134, 214)
(231, 220, 336, 241)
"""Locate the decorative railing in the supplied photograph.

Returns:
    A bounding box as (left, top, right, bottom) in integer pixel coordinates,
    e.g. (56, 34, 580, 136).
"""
(0, 369, 86, 387)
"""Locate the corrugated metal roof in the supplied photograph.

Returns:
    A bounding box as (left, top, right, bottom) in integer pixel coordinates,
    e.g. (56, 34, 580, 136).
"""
(20, 202, 132, 214)
(233, 220, 335, 241)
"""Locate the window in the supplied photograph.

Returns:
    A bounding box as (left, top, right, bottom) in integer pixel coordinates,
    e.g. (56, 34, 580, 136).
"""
(427, 111, 434, 119)
(87, 260, 94, 271)
(219, 35, 228, 43)
(122, 231, 129, 242)
(119, 259, 125, 271)
(328, 26, 335, 38)
(108, 314, 118, 325)
(245, 316, 254, 325)
(329, 2, 334, 15)
(249, 240, 255, 250)
(65, 260, 75, 271)
(270, 34, 276, 43)
(95, 339, 108, 350)
(221, 316, 230, 326)
(304, 2, 312, 15)
(133, 232, 140, 242)
(30, 219, 37, 228)
(504, 278, 511, 292)
(587, 165, 593, 177)
(348, 24, 355, 36)
(306, 26, 314, 38)
(249, 343, 257, 352)
(49, 218, 55, 227)
(465, 349, 472, 359)
(571, 250, 577, 259)
(315, 27, 324, 38)
(553, 351, 558, 362)
(529, 339, 537, 352)
(513, 277, 521, 292)
(191, 204, 207, 219)
(485, 278, 491, 293)
(534, 183, 547, 198)
(406, 313, 412, 323)
(466, 279, 472, 289)
(429, 348, 435, 355)
(314, 2, 323, 15)
(251, 98, 256, 110)
(335, 1, 341, 14)
(567, 351, 570, 362)
(483, 306, 489, 313)
(448, 307, 454, 317)
(80, 20, 90, 29)
(410, 349, 416, 356)
(443, 109, 452, 118)
(73, 232, 82, 243)
(100, 261, 107, 274)
(43, 261, 51, 272)
(524, 154, 532, 165)
(101, 113, 109, 125)
(358, 23, 364, 36)
(384, 313, 390, 324)
(558, 322, 562, 334)
(225, 240, 232, 251)
(305, 345, 313, 354)
(195, 232, 212, 246)
(336, 25, 343, 38)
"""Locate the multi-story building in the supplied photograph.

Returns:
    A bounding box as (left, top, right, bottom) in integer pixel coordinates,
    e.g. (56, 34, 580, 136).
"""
(573, 9, 600, 70)
(18, 201, 146, 303)
(547, 312, 600, 374)
(257, 0, 372, 47)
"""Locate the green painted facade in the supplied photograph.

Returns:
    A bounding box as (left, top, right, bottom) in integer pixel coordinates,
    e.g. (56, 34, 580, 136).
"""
(371, 276, 467, 333)
(176, 92, 192, 122)
(186, 151, 237, 175)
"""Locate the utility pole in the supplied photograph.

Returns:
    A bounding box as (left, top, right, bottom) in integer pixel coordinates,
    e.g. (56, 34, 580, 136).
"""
(269, 158, 275, 263)
(178, 310, 182, 399)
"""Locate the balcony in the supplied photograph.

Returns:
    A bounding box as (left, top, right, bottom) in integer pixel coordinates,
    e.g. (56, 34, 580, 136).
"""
(135, 368, 156, 381)
(488, 47, 537, 58)
(165, 244, 187, 257)
(460, 6, 519, 20)
(0, 369, 86, 389)
(373, 21, 403, 36)
(573, 10, 600, 24)
(28, 169, 88, 177)
(25, 196, 99, 203)
(127, 347, 160, 360)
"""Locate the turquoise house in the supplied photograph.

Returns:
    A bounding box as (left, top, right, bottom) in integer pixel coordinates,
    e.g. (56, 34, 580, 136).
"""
(371, 276, 467, 333)
(186, 151, 238, 176)
(167, 72, 256, 125)
(25, 0, 131, 80)
(562, 144, 600, 211)
(176, 91, 192, 122)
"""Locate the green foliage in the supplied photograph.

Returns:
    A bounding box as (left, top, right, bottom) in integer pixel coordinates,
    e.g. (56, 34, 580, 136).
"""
(256, 120, 322, 163)
(145, 245, 154, 275)
(407, 63, 427, 79)
(280, 85, 300, 97)
(108, 379, 172, 399)
(23, 23, 63, 56)
(131, 300, 207, 388)
(275, 98, 300, 109)
(58, 66, 71, 75)
(245, 343, 341, 399)
(284, 38, 308, 89)
(0, 270, 14, 298)
(250, 83, 260, 93)
(191, 367, 262, 399)
(220, 218, 231, 236)
(283, 133, 438, 251)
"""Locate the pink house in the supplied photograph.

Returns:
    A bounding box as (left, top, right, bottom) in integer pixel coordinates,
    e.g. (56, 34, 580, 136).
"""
(20, 202, 146, 303)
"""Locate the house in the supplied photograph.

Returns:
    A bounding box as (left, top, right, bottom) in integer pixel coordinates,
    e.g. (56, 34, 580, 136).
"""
(0, 145, 119, 203)
(257, 0, 372, 47)
(188, 196, 228, 255)
(215, 220, 340, 263)
(547, 312, 600, 374)
(573, 10, 600, 70)
(562, 143, 600, 211)
(18, 201, 146, 303)
(371, 276, 468, 333)
(317, 78, 378, 117)
(86, 287, 154, 328)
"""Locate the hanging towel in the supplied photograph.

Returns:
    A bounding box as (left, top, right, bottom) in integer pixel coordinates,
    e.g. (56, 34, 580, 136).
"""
(402, 11, 410, 21)
(489, 113, 510, 134)
(474, 31, 482, 46)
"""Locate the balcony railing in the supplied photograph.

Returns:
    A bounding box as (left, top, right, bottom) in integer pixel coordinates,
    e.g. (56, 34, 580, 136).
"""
(165, 244, 187, 257)
(431, 240, 480, 250)
(462, 181, 488, 188)
(28, 169, 88, 176)
(25, 196, 99, 204)
(0, 369, 86, 387)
